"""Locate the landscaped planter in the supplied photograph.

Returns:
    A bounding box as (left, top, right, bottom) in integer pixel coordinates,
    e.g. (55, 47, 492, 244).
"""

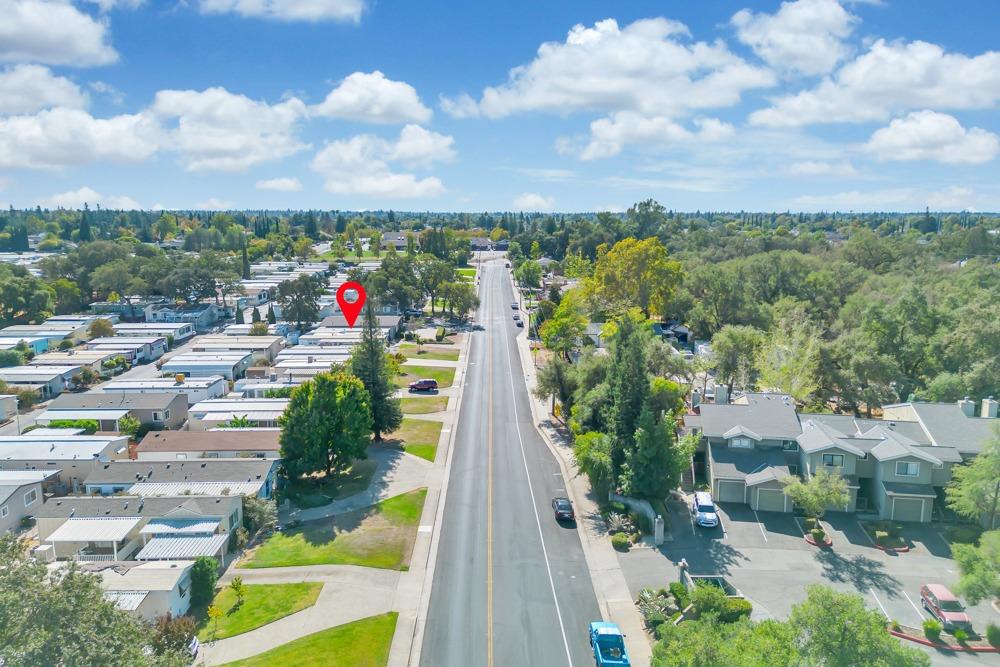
(874, 542, 910, 553)
(889, 625, 999, 653)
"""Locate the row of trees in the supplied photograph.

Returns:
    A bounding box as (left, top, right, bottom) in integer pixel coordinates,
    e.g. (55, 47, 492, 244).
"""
(367, 251, 478, 318)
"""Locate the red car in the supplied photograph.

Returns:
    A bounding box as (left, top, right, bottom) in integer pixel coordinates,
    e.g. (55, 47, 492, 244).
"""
(408, 378, 438, 392)
(920, 584, 972, 631)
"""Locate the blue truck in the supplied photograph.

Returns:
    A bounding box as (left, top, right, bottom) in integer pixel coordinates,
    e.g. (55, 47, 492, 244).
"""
(589, 621, 630, 666)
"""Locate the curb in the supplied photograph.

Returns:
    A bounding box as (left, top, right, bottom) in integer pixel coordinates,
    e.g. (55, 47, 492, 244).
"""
(888, 629, 999, 653)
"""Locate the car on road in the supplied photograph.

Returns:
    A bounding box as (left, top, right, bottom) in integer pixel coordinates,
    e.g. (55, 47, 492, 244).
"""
(515, 319, 524, 328)
(404, 308, 423, 317)
(920, 584, 972, 631)
(512, 313, 521, 321)
(510, 302, 519, 310)
(589, 621, 629, 666)
(691, 491, 720, 528)
(551, 497, 574, 522)
(408, 378, 438, 392)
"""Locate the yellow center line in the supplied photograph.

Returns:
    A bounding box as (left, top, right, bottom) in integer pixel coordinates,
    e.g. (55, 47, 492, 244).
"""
(486, 264, 494, 667)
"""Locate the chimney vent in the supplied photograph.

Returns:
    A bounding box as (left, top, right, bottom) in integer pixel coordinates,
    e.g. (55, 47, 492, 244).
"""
(958, 397, 975, 417)
(983, 396, 999, 419)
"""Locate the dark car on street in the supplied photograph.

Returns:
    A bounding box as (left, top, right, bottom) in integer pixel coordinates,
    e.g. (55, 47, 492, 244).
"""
(551, 497, 574, 522)
(408, 378, 438, 392)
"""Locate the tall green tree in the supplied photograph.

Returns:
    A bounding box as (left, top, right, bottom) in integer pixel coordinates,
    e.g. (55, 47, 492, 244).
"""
(607, 312, 649, 475)
(189, 556, 218, 606)
(416, 257, 454, 315)
(951, 530, 1000, 604)
(241, 242, 251, 279)
(946, 426, 1000, 531)
(251, 306, 261, 323)
(711, 325, 764, 396)
(781, 468, 849, 521)
(266, 304, 276, 324)
(533, 355, 579, 416)
(539, 288, 587, 358)
(620, 407, 687, 499)
(573, 432, 615, 500)
(277, 275, 323, 329)
(279, 371, 372, 477)
(0, 534, 189, 667)
(236, 307, 245, 324)
(349, 301, 402, 441)
(585, 237, 683, 318)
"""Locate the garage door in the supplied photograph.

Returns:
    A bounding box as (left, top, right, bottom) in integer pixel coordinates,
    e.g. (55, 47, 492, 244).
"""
(756, 488, 786, 512)
(892, 497, 924, 522)
(717, 480, 746, 503)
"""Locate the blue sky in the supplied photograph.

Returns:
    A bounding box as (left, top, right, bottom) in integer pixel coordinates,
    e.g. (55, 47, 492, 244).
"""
(1, 0, 1000, 212)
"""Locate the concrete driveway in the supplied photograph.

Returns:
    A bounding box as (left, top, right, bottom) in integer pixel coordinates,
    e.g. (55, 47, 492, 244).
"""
(617, 498, 999, 666)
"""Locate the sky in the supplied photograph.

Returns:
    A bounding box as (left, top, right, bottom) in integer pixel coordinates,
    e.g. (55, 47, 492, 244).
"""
(1, 0, 1000, 213)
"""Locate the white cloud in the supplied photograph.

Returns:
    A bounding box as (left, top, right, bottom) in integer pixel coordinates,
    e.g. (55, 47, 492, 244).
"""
(751, 39, 1000, 127)
(864, 110, 999, 165)
(255, 176, 303, 191)
(38, 186, 141, 210)
(732, 0, 857, 76)
(83, 0, 144, 10)
(199, 0, 363, 23)
(512, 192, 554, 211)
(443, 18, 774, 119)
(793, 185, 977, 211)
(312, 71, 431, 124)
(786, 160, 857, 177)
(310, 125, 452, 198)
(0, 0, 117, 66)
(193, 197, 234, 210)
(0, 107, 160, 169)
(150, 87, 308, 171)
(0, 65, 87, 114)
(89, 80, 126, 105)
(516, 167, 576, 182)
(580, 113, 735, 159)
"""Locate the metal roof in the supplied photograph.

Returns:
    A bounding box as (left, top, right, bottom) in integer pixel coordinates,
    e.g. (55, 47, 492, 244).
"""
(139, 518, 221, 535)
(0, 435, 122, 460)
(38, 409, 130, 422)
(699, 394, 801, 440)
(47, 517, 141, 542)
(103, 590, 149, 611)
(135, 534, 228, 560)
(129, 481, 263, 497)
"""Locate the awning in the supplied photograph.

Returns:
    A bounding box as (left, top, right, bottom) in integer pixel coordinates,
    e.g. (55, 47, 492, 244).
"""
(135, 534, 228, 560)
(104, 589, 149, 611)
(37, 409, 130, 422)
(139, 518, 221, 536)
(47, 517, 141, 542)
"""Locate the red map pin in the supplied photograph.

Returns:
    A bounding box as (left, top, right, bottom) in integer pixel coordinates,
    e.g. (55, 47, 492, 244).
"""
(336, 281, 366, 328)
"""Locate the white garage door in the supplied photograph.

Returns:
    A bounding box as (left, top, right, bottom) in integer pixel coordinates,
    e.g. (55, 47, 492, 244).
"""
(892, 497, 924, 522)
(717, 480, 746, 503)
(756, 488, 786, 512)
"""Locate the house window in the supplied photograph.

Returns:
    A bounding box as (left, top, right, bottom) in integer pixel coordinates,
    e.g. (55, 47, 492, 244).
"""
(1, 506, 8, 518)
(896, 461, 920, 477)
(730, 437, 753, 449)
(229, 511, 238, 530)
(164, 409, 170, 420)
(23, 489, 37, 506)
(822, 454, 844, 468)
(782, 440, 799, 451)
(152, 412, 162, 422)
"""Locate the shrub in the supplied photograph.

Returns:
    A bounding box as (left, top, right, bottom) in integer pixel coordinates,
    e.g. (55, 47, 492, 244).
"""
(810, 527, 826, 542)
(58, 339, 74, 351)
(435, 326, 445, 341)
(610, 501, 627, 514)
(802, 517, 816, 530)
(953, 629, 968, 643)
(403, 331, 414, 341)
(986, 623, 1000, 648)
(611, 532, 630, 551)
(644, 610, 666, 630)
(190, 556, 218, 606)
(874, 530, 889, 544)
(15, 389, 36, 410)
(720, 598, 753, 623)
(887, 523, 903, 538)
(606, 512, 634, 535)
(923, 619, 942, 641)
(890, 620, 901, 632)
(946, 524, 983, 545)
(669, 582, 690, 609)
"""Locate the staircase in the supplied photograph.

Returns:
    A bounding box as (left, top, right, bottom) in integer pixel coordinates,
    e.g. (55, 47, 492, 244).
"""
(680, 463, 695, 493)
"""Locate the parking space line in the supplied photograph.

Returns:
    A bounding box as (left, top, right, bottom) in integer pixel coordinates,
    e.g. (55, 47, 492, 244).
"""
(751, 508, 768, 542)
(791, 516, 806, 537)
(902, 591, 925, 625)
(857, 520, 877, 547)
(869, 589, 890, 619)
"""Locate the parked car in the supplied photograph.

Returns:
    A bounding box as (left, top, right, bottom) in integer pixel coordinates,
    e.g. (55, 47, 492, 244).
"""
(512, 313, 521, 321)
(515, 319, 524, 328)
(691, 491, 719, 528)
(510, 302, 519, 310)
(589, 621, 629, 666)
(920, 584, 972, 631)
(551, 497, 574, 522)
(408, 378, 438, 392)
(404, 308, 423, 317)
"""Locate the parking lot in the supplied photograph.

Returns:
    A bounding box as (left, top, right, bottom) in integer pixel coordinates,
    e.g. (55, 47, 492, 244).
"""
(618, 496, 999, 666)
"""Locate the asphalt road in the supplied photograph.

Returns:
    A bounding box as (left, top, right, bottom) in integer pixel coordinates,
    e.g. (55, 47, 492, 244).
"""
(420, 260, 601, 667)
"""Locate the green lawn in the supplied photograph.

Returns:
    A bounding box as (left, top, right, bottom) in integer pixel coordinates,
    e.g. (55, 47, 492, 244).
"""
(197, 583, 323, 641)
(395, 366, 455, 388)
(387, 418, 443, 462)
(318, 249, 381, 262)
(457, 268, 476, 277)
(399, 396, 448, 415)
(218, 612, 398, 667)
(398, 344, 460, 362)
(242, 489, 427, 570)
(283, 459, 379, 509)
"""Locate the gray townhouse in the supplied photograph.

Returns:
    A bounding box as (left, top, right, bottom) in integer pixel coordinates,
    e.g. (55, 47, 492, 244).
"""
(691, 394, 999, 523)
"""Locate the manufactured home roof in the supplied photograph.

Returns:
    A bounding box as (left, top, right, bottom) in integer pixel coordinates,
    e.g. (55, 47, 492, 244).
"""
(49, 392, 181, 411)
(36, 494, 237, 519)
(137, 430, 280, 453)
(47, 517, 141, 542)
(84, 459, 274, 485)
(135, 534, 229, 560)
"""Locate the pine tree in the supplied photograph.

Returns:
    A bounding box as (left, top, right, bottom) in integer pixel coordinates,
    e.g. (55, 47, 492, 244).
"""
(78, 209, 92, 243)
(620, 407, 684, 499)
(251, 307, 261, 323)
(350, 299, 403, 441)
(266, 304, 276, 324)
(236, 307, 245, 325)
(241, 243, 251, 280)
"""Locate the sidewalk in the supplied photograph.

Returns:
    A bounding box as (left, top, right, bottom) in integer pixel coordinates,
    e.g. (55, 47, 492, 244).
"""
(512, 315, 653, 665)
